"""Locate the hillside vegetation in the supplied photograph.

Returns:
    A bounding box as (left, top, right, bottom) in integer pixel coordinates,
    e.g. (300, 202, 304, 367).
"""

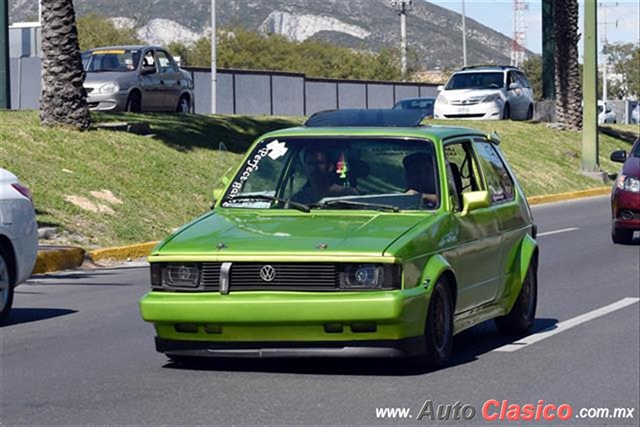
(0, 110, 637, 248)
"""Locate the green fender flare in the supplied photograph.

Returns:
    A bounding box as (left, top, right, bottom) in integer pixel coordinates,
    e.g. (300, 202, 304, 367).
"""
(421, 254, 455, 295)
(505, 234, 538, 311)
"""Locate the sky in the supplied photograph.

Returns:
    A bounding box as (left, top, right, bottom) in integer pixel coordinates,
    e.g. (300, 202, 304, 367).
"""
(428, 0, 640, 55)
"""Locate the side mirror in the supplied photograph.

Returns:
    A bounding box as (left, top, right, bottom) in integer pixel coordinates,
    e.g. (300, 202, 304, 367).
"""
(141, 65, 156, 75)
(437, 85, 444, 92)
(211, 188, 225, 209)
(461, 191, 490, 215)
(610, 150, 627, 163)
(508, 82, 521, 91)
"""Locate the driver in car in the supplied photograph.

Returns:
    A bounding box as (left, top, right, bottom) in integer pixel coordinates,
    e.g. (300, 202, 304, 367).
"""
(291, 149, 359, 204)
(403, 152, 438, 207)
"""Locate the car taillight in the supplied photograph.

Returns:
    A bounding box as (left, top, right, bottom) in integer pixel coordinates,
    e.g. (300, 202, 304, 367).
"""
(11, 183, 33, 203)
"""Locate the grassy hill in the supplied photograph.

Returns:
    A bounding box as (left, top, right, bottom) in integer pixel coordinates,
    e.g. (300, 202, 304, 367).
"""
(0, 110, 637, 249)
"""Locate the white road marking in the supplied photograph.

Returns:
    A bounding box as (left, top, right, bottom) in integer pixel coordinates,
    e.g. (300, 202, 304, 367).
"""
(494, 297, 640, 352)
(537, 227, 579, 237)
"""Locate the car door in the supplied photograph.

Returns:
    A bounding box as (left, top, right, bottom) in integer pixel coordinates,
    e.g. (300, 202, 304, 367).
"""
(139, 49, 164, 111)
(473, 138, 532, 300)
(444, 138, 502, 314)
(155, 50, 181, 111)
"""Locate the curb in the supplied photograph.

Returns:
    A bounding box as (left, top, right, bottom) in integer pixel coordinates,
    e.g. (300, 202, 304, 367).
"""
(33, 187, 612, 275)
(527, 186, 610, 205)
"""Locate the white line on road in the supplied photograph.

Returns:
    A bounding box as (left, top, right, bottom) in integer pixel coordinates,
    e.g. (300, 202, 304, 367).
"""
(494, 297, 640, 352)
(537, 227, 579, 237)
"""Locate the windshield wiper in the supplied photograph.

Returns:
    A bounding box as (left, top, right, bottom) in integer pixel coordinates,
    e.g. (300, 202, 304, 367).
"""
(315, 199, 400, 212)
(220, 195, 310, 213)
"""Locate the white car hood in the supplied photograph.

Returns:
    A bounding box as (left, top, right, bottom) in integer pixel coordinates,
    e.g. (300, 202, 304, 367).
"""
(440, 88, 502, 101)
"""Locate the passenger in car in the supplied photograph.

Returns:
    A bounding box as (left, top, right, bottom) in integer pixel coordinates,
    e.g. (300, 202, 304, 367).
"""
(403, 152, 438, 207)
(291, 149, 359, 204)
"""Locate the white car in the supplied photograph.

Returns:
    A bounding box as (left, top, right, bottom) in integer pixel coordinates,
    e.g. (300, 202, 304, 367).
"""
(0, 168, 38, 324)
(434, 66, 534, 120)
(598, 102, 617, 124)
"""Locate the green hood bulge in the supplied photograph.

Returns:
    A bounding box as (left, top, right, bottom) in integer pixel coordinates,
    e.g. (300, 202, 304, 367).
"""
(155, 209, 434, 257)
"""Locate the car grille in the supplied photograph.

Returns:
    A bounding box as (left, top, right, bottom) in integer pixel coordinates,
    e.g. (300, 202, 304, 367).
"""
(229, 263, 340, 291)
(450, 99, 481, 105)
(201, 262, 222, 290)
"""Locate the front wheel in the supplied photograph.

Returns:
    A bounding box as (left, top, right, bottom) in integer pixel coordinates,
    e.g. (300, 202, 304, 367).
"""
(176, 95, 191, 113)
(611, 223, 634, 244)
(125, 92, 142, 113)
(526, 104, 534, 120)
(413, 277, 454, 369)
(495, 257, 537, 334)
(502, 103, 511, 120)
(0, 247, 15, 324)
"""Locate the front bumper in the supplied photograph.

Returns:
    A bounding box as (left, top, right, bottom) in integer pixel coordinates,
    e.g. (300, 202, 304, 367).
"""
(85, 91, 128, 112)
(434, 101, 503, 120)
(612, 189, 640, 230)
(140, 288, 428, 357)
(156, 336, 425, 358)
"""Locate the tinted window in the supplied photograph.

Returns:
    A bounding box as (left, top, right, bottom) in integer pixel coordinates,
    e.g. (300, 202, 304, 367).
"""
(473, 140, 515, 204)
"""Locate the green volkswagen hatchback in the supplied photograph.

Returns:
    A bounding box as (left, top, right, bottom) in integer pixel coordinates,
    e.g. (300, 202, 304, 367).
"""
(139, 110, 538, 368)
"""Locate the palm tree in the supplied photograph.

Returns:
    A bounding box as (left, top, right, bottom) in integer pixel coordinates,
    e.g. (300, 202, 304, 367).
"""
(40, 0, 90, 130)
(553, 0, 581, 130)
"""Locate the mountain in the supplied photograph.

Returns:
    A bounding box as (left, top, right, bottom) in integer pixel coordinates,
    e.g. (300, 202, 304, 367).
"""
(9, 0, 533, 69)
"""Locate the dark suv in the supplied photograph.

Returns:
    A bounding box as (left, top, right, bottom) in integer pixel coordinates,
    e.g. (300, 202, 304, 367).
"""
(610, 138, 640, 244)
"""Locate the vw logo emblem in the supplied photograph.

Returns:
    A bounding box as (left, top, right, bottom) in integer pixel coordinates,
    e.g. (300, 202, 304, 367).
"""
(260, 265, 276, 282)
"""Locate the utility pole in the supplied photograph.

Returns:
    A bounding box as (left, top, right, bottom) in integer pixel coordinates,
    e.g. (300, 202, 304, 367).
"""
(599, 1, 618, 104)
(0, 0, 9, 109)
(583, 0, 599, 173)
(391, 0, 412, 77)
(211, 0, 217, 114)
(461, 0, 467, 67)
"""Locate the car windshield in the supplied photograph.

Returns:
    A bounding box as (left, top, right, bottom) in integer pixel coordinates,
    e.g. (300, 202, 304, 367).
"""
(82, 49, 141, 72)
(221, 137, 440, 211)
(445, 72, 504, 90)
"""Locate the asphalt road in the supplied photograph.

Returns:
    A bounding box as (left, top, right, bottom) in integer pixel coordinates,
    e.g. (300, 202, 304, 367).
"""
(2, 196, 639, 426)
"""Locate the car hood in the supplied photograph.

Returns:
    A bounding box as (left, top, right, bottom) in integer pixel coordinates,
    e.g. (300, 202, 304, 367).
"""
(622, 156, 640, 178)
(154, 210, 433, 258)
(83, 72, 134, 87)
(440, 89, 502, 100)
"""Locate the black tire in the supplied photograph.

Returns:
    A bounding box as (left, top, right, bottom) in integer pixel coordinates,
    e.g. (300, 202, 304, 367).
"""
(526, 104, 534, 120)
(176, 95, 191, 114)
(611, 224, 634, 244)
(0, 246, 15, 325)
(502, 103, 511, 120)
(414, 277, 454, 369)
(125, 92, 142, 113)
(167, 354, 200, 365)
(495, 257, 537, 334)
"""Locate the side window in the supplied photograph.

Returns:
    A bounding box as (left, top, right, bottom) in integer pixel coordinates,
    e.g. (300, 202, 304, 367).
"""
(142, 51, 157, 73)
(156, 51, 177, 73)
(507, 72, 516, 88)
(473, 140, 515, 204)
(516, 71, 530, 88)
(444, 140, 482, 211)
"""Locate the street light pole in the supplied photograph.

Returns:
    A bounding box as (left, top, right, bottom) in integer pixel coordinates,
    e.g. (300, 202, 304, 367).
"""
(211, 0, 217, 114)
(462, 0, 467, 67)
(391, 0, 412, 78)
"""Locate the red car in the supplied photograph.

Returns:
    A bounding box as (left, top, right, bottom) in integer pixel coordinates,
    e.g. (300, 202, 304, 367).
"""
(610, 137, 640, 244)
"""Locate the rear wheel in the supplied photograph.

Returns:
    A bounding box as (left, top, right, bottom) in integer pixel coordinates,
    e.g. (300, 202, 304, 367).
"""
(526, 104, 534, 120)
(125, 92, 142, 112)
(611, 223, 634, 244)
(0, 246, 15, 324)
(495, 257, 537, 334)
